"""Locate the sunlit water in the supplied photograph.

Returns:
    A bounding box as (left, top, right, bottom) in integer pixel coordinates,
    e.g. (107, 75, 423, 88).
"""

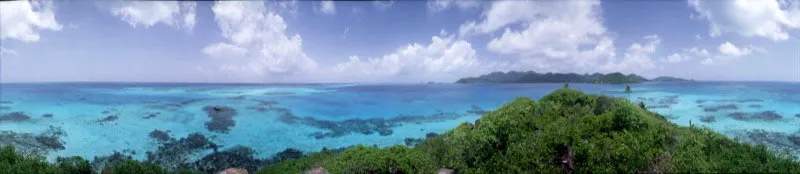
(1, 82, 799, 161)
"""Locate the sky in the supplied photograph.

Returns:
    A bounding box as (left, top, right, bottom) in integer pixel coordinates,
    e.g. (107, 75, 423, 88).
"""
(1, 0, 799, 83)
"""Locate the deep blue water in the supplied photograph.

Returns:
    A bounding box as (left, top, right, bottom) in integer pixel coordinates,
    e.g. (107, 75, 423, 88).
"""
(1, 82, 799, 161)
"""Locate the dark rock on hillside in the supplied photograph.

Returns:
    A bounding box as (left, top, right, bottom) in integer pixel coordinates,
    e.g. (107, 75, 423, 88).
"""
(704, 104, 738, 112)
(0, 112, 30, 122)
(203, 106, 238, 133)
(192, 145, 265, 173)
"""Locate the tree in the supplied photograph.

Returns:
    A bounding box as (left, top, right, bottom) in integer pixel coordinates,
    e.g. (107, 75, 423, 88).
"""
(625, 84, 632, 100)
(563, 81, 569, 89)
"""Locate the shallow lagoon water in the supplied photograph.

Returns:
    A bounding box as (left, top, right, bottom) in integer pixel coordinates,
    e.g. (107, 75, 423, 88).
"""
(1, 82, 799, 162)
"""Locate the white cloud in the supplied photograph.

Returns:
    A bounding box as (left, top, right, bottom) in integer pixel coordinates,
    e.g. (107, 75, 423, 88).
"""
(0, 0, 62, 42)
(695, 34, 702, 40)
(0, 47, 18, 57)
(718, 42, 753, 57)
(373, 1, 393, 11)
(202, 43, 247, 58)
(341, 27, 349, 39)
(202, 1, 317, 81)
(689, 0, 800, 41)
(461, 0, 629, 73)
(700, 58, 714, 65)
(662, 47, 708, 63)
(427, 0, 481, 12)
(614, 35, 661, 70)
(333, 34, 486, 81)
(111, 1, 196, 32)
(273, 0, 298, 14)
(320, 1, 336, 15)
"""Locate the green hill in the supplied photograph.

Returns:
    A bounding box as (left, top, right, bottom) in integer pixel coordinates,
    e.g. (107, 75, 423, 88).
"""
(456, 71, 688, 84)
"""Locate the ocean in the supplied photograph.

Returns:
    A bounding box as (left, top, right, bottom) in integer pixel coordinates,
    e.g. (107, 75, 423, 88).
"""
(1, 82, 799, 162)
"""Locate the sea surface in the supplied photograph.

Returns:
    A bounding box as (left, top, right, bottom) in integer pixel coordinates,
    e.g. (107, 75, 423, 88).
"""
(1, 82, 799, 162)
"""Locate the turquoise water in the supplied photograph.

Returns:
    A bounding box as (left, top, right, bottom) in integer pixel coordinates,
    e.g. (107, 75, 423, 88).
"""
(1, 82, 799, 162)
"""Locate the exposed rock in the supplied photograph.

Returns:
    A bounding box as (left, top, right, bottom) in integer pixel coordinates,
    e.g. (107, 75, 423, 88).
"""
(203, 106, 238, 133)
(304, 167, 327, 174)
(437, 168, 455, 174)
(149, 129, 172, 142)
(42, 113, 53, 118)
(218, 168, 249, 174)
(95, 115, 119, 123)
(703, 104, 738, 112)
(0, 112, 30, 122)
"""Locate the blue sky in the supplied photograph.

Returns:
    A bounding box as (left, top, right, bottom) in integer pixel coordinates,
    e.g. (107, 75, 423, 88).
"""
(1, 0, 799, 83)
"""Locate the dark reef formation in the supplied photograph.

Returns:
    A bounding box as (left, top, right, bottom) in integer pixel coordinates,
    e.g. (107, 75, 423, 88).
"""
(695, 100, 708, 104)
(749, 104, 763, 108)
(42, 113, 54, 118)
(699, 116, 716, 123)
(728, 129, 800, 160)
(95, 115, 119, 123)
(0, 126, 67, 155)
(703, 104, 738, 112)
(143, 112, 160, 119)
(264, 91, 296, 96)
(0, 106, 10, 110)
(404, 132, 440, 147)
(0, 100, 12, 104)
(0, 112, 30, 122)
(146, 132, 219, 170)
(795, 113, 800, 118)
(149, 129, 172, 142)
(192, 145, 265, 173)
(728, 111, 783, 121)
(714, 99, 764, 103)
(246, 99, 474, 139)
(466, 105, 490, 115)
(203, 106, 238, 133)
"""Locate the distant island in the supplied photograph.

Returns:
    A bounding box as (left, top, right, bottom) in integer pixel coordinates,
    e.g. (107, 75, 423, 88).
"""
(456, 71, 691, 84)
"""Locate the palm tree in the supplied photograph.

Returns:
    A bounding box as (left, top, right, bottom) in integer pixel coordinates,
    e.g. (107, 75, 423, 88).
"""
(563, 81, 569, 89)
(625, 84, 632, 100)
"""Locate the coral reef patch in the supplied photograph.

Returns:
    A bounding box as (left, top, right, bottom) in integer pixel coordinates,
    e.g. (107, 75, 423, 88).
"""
(0, 126, 67, 156)
(0, 112, 30, 122)
(728, 111, 783, 121)
(203, 106, 238, 133)
(703, 104, 738, 112)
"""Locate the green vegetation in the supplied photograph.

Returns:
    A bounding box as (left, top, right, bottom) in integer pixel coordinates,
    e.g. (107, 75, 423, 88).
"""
(260, 89, 800, 173)
(455, 71, 690, 84)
